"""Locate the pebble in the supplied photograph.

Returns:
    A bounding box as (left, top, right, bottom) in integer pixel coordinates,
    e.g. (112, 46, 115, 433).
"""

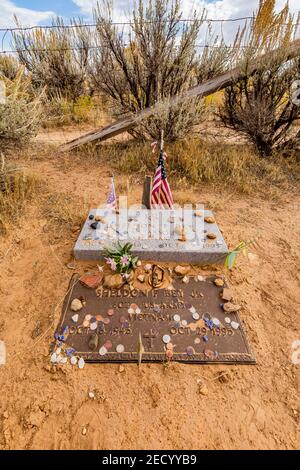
(192, 312, 200, 320)
(204, 216, 215, 224)
(107, 309, 114, 316)
(78, 358, 85, 369)
(60, 357, 68, 364)
(166, 349, 173, 359)
(116, 344, 125, 353)
(82, 427, 87, 436)
(136, 260, 142, 267)
(135, 307, 141, 314)
(189, 306, 196, 314)
(212, 317, 220, 326)
(231, 321, 240, 330)
(174, 265, 190, 276)
(99, 346, 108, 356)
(67, 262, 76, 270)
(194, 211, 203, 217)
(166, 343, 174, 350)
(70, 298, 83, 312)
(204, 349, 215, 359)
(88, 391, 95, 399)
(90, 322, 98, 331)
(222, 288, 233, 301)
(119, 365, 125, 373)
(203, 336, 209, 342)
(182, 276, 189, 284)
(199, 383, 209, 396)
(137, 274, 145, 283)
(197, 275, 205, 281)
(223, 302, 241, 313)
(181, 320, 188, 327)
(207, 233, 217, 240)
(83, 320, 90, 328)
(173, 314, 181, 322)
(104, 340, 112, 350)
(194, 338, 201, 345)
(85, 314, 92, 321)
(214, 278, 224, 287)
(186, 346, 195, 356)
(70, 356, 78, 365)
(71, 314, 79, 323)
(162, 335, 171, 344)
(88, 214, 94, 220)
(90, 222, 99, 230)
(128, 308, 134, 314)
(225, 317, 231, 324)
(80, 274, 103, 289)
(144, 264, 152, 272)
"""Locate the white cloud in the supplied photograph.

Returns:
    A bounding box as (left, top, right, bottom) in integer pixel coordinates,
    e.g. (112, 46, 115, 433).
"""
(0, 0, 54, 28)
(72, 0, 299, 19)
(72, 1, 299, 44)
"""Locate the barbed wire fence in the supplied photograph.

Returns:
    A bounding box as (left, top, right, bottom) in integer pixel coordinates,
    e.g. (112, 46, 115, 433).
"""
(0, 15, 299, 147)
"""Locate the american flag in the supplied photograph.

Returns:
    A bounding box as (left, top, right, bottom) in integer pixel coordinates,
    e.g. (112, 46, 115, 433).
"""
(151, 149, 174, 209)
(106, 177, 117, 209)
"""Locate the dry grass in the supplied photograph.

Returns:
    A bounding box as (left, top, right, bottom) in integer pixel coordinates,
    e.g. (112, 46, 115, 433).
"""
(80, 138, 299, 194)
(0, 162, 37, 235)
(40, 189, 86, 244)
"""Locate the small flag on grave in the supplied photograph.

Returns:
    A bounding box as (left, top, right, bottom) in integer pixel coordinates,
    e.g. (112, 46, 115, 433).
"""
(106, 176, 117, 210)
(151, 131, 174, 209)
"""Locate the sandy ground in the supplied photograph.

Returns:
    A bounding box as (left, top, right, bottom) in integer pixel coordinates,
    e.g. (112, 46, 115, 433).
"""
(0, 142, 299, 450)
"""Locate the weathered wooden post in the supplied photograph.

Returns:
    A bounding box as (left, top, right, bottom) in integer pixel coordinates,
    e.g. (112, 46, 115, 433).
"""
(142, 175, 152, 209)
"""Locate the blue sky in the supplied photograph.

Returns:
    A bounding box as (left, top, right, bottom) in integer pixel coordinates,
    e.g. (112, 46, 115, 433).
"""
(0, 1, 299, 51)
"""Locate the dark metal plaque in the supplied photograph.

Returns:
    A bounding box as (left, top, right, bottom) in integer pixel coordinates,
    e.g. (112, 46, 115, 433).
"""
(55, 275, 255, 364)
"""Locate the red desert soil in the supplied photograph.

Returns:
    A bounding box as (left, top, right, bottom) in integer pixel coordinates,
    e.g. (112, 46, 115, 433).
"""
(0, 147, 299, 450)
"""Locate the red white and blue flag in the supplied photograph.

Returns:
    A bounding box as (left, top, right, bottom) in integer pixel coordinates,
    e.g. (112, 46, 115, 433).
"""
(151, 149, 174, 209)
(106, 177, 117, 210)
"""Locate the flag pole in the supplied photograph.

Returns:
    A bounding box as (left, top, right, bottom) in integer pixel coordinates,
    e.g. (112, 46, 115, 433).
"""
(160, 129, 164, 152)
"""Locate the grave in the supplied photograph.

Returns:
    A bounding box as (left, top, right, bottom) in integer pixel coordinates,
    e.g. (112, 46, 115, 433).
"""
(54, 274, 255, 365)
(74, 208, 228, 264)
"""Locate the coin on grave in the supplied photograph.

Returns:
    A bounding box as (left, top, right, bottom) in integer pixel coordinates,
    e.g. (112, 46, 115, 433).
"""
(116, 344, 125, 353)
(162, 335, 171, 344)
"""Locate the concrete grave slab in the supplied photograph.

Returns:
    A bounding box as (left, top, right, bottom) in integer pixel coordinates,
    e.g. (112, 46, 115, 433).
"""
(74, 208, 228, 264)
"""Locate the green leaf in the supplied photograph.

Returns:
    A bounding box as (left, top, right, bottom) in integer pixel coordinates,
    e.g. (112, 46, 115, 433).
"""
(226, 251, 238, 269)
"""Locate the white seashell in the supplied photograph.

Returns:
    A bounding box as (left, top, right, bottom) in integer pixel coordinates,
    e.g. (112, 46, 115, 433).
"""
(99, 346, 107, 356)
(78, 357, 85, 369)
(116, 344, 125, 353)
(70, 356, 78, 365)
(50, 352, 57, 363)
(56, 354, 63, 363)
